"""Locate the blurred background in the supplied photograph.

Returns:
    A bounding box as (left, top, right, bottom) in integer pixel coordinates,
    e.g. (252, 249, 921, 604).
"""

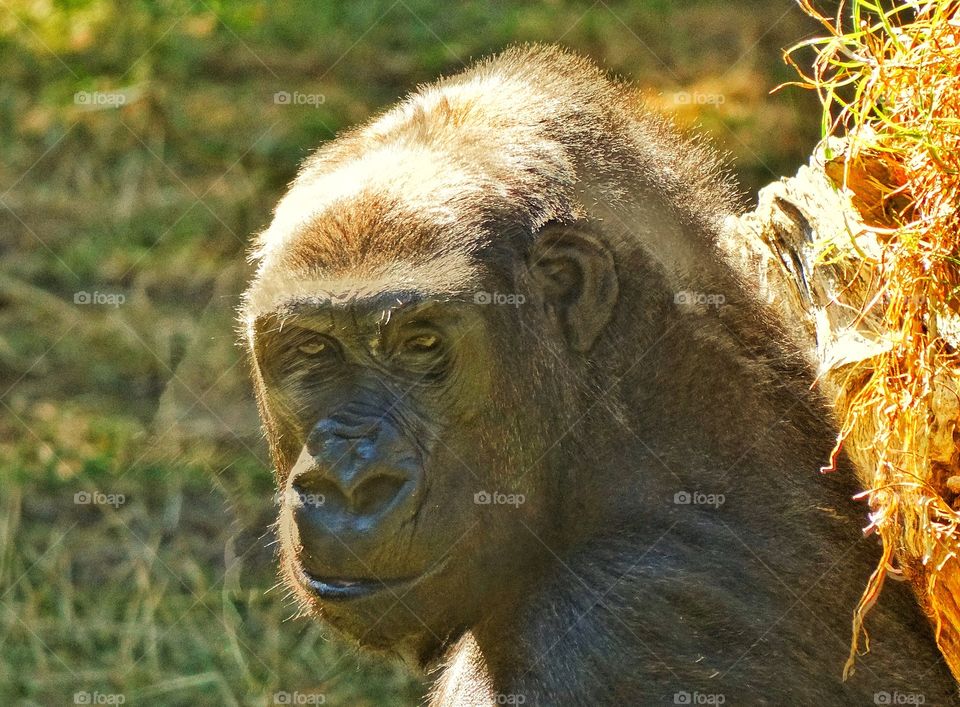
(0, 1, 823, 704)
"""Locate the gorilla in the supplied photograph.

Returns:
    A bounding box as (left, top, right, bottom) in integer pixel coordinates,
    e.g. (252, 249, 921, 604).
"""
(241, 45, 958, 704)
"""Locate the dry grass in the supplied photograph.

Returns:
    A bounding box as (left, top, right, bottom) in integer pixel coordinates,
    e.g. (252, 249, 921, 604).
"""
(785, 0, 960, 678)
(0, 1, 831, 701)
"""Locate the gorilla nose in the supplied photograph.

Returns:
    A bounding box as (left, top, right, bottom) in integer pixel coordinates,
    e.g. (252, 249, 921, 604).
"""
(296, 455, 407, 516)
(289, 417, 422, 537)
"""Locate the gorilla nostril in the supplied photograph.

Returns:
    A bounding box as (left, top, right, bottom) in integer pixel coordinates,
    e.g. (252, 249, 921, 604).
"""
(293, 470, 408, 517)
(353, 475, 406, 516)
(293, 478, 346, 510)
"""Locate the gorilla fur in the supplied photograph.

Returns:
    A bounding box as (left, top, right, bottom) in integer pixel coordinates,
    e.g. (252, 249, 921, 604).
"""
(241, 45, 958, 705)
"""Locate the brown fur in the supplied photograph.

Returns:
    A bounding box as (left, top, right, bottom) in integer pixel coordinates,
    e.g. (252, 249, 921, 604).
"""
(240, 45, 958, 705)
(243, 44, 736, 318)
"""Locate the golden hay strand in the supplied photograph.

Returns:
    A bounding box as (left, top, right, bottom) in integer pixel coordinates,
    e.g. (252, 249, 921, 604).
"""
(786, 0, 960, 678)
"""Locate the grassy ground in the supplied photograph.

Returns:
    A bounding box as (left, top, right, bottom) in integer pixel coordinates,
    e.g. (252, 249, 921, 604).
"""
(0, 1, 821, 704)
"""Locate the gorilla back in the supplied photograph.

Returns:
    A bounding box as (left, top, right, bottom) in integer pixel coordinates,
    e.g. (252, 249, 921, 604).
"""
(241, 45, 958, 705)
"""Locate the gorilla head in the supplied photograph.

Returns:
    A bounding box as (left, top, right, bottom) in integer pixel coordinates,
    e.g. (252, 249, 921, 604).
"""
(241, 46, 957, 704)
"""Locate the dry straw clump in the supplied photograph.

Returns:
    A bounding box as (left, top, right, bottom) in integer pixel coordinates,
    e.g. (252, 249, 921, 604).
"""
(786, 0, 960, 680)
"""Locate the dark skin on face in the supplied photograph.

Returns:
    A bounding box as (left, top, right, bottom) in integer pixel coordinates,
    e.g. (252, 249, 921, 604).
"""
(243, 47, 960, 705)
(252, 285, 560, 662)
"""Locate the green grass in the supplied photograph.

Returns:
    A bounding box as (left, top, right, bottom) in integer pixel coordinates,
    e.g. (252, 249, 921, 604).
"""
(0, 0, 821, 703)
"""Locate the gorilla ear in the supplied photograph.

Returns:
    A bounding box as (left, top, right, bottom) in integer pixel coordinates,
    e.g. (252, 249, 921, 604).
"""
(526, 225, 619, 353)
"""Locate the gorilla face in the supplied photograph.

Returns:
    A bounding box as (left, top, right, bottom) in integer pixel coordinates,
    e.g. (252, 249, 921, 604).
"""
(250, 279, 563, 658)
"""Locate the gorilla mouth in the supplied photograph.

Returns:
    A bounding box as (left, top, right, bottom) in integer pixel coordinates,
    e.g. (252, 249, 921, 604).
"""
(296, 564, 441, 602)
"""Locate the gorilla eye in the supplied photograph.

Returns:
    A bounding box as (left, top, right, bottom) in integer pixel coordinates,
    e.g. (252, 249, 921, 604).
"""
(404, 333, 440, 352)
(298, 339, 329, 355)
(394, 329, 449, 375)
(294, 333, 340, 361)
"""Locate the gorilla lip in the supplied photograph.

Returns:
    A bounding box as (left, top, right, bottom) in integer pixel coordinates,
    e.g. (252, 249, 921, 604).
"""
(297, 567, 429, 601)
